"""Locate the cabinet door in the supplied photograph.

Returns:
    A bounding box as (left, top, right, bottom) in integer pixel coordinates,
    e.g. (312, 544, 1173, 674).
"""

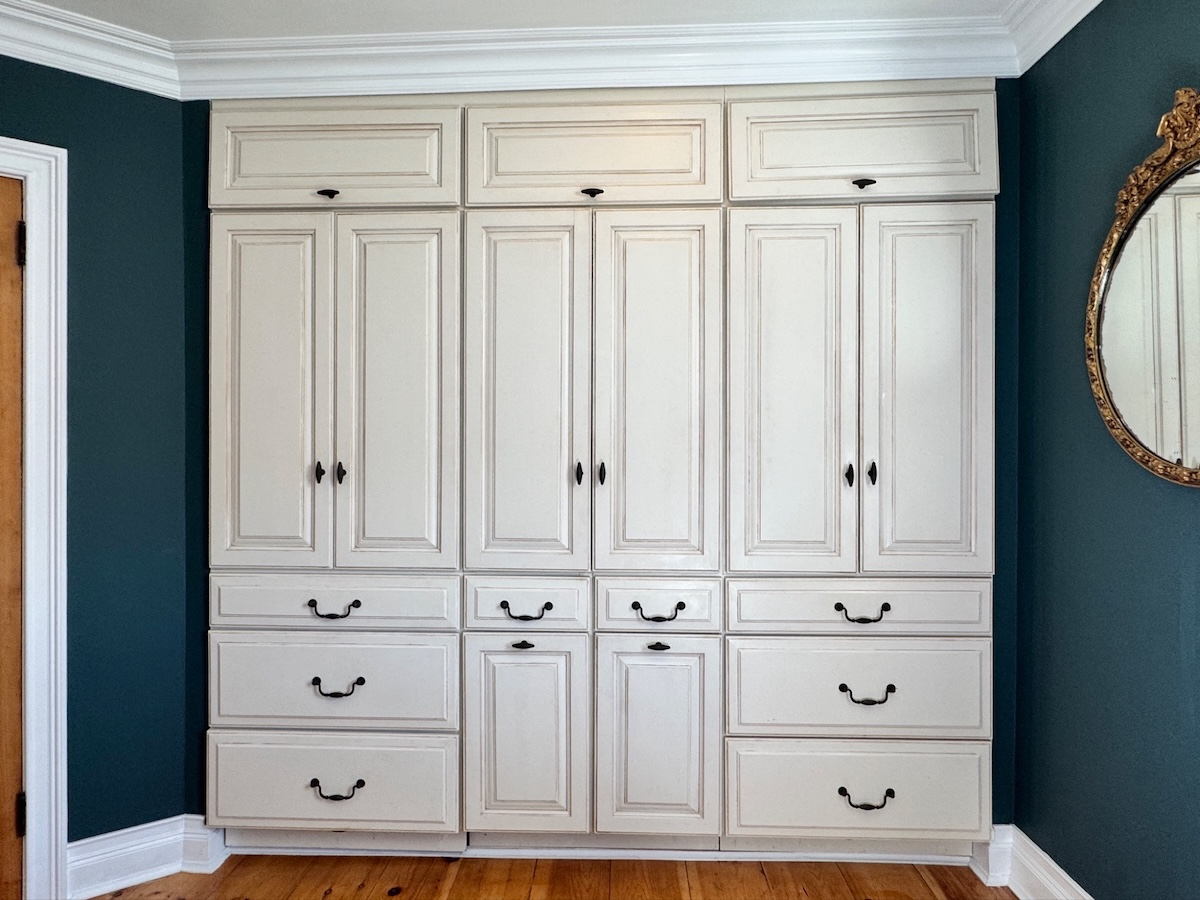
(594, 209, 722, 571)
(210, 213, 333, 567)
(464, 633, 590, 832)
(728, 208, 858, 573)
(464, 210, 591, 570)
(595, 635, 720, 834)
(861, 203, 994, 574)
(335, 213, 460, 568)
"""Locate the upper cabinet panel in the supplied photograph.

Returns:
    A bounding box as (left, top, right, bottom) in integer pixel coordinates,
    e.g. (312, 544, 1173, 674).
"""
(729, 92, 998, 200)
(210, 108, 461, 207)
(466, 103, 723, 205)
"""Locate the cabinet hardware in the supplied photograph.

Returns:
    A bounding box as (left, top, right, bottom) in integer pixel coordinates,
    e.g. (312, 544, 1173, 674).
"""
(632, 601, 685, 623)
(315, 461, 326, 483)
(647, 641, 671, 651)
(14, 792, 24, 838)
(336, 462, 347, 484)
(511, 640, 535, 650)
(500, 600, 553, 621)
(581, 188, 605, 198)
(598, 462, 607, 485)
(867, 461, 877, 484)
(311, 675, 366, 698)
(575, 462, 584, 485)
(307, 598, 361, 619)
(838, 786, 895, 810)
(310, 777, 364, 801)
(833, 601, 891, 624)
(316, 189, 341, 199)
(851, 178, 878, 190)
(845, 463, 855, 487)
(838, 682, 896, 706)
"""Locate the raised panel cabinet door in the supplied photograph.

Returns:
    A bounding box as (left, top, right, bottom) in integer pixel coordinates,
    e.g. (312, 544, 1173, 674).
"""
(464, 633, 590, 832)
(594, 209, 722, 571)
(595, 635, 720, 834)
(861, 203, 995, 574)
(210, 213, 334, 567)
(335, 212, 460, 568)
(728, 208, 859, 573)
(464, 210, 591, 570)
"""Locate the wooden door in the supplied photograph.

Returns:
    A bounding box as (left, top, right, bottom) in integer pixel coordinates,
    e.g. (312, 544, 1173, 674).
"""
(593, 209, 722, 571)
(210, 213, 334, 566)
(334, 212, 460, 568)
(463, 633, 590, 832)
(463, 210, 591, 571)
(861, 203, 994, 574)
(728, 208, 859, 573)
(0, 176, 22, 898)
(595, 635, 720, 835)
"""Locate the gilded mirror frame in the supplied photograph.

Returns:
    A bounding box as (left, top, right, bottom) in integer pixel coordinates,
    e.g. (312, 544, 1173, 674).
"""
(1086, 87, 1200, 485)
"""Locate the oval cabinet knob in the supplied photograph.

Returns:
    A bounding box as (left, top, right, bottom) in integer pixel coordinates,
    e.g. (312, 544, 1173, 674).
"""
(581, 188, 604, 198)
(317, 189, 340, 199)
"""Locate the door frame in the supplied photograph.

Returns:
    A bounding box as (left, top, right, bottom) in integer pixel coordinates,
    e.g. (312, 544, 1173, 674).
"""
(0, 135, 69, 900)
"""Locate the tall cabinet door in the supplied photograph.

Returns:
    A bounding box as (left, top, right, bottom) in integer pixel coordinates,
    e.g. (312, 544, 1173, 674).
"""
(464, 633, 590, 832)
(594, 209, 722, 571)
(728, 208, 858, 573)
(335, 212, 460, 568)
(861, 203, 995, 574)
(595, 635, 721, 834)
(210, 213, 333, 567)
(464, 210, 591, 570)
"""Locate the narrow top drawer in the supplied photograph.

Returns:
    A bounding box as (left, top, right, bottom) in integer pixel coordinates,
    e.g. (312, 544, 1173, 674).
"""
(467, 103, 723, 205)
(596, 579, 721, 631)
(465, 576, 590, 630)
(729, 92, 998, 200)
(727, 579, 991, 635)
(210, 108, 461, 207)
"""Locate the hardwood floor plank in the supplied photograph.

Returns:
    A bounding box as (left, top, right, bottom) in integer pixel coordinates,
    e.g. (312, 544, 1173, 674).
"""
(444, 858, 534, 900)
(609, 859, 689, 900)
(761, 861, 855, 900)
(686, 861, 770, 900)
(916, 865, 1018, 900)
(837, 863, 938, 900)
(529, 859, 611, 900)
(359, 856, 458, 900)
(203, 855, 318, 900)
(91, 860, 242, 900)
(283, 855, 390, 899)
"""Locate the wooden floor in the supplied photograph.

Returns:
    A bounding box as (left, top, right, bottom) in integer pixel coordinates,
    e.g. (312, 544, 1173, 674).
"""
(93, 855, 1018, 900)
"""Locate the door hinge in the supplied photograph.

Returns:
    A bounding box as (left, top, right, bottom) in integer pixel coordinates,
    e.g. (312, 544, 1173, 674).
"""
(16, 220, 26, 268)
(15, 791, 25, 838)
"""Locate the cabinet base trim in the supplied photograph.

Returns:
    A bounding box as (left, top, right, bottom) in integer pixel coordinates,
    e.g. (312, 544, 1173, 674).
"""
(1003, 826, 1094, 900)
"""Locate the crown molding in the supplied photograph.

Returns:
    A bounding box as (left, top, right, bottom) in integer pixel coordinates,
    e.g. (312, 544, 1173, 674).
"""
(1004, 0, 1105, 71)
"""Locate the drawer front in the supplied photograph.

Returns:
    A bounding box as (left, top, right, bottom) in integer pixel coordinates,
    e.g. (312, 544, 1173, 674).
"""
(729, 93, 998, 200)
(726, 739, 990, 840)
(727, 579, 991, 635)
(210, 107, 461, 206)
(465, 576, 589, 630)
(210, 574, 461, 630)
(727, 638, 990, 738)
(596, 579, 721, 631)
(210, 632, 459, 730)
(208, 730, 460, 831)
(467, 103, 723, 204)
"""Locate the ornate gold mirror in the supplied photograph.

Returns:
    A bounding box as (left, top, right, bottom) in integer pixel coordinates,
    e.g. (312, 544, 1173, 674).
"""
(1087, 88, 1200, 484)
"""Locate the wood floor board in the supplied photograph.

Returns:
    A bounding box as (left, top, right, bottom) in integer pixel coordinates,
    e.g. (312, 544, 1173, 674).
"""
(443, 858, 533, 900)
(686, 860, 771, 900)
(529, 859, 611, 900)
(282, 854, 390, 900)
(608, 859, 689, 900)
(95, 861, 241, 900)
(838, 862, 938, 900)
(761, 860, 856, 899)
(202, 854, 319, 900)
(918, 865, 1018, 900)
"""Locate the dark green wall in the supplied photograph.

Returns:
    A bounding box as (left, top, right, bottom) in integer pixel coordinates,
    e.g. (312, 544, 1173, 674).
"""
(1017, 0, 1200, 896)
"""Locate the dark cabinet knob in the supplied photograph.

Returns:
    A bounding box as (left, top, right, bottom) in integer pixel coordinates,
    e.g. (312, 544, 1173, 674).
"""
(581, 188, 604, 198)
(336, 462, 347, 484)
(315, 461, 326, 483)
(851, 179, 877, 190)
(317, 189, 340, 199)
(845, 463, 855, 487)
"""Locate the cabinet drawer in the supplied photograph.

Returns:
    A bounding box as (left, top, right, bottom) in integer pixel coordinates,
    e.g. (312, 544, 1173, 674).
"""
(727, 579, 991, 635)
(467, 103, 723, 204)
(596, 579, 720, 631)
(210, 574, 461, 629)
(465, 576, 590, 630)
(726, 739, 990, 840)
(209, 632, 459, 730)
(210, 107, 461, 207)
(729, 92, 998, 200)
(208, 730, 459, 831)
(727, 637, 990, 738)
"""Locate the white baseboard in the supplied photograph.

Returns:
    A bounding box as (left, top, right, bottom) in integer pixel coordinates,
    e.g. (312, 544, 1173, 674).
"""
(971, 824, 1013, 886)
(1007, 827, 1093, 900)
(66, 815, 228, 900)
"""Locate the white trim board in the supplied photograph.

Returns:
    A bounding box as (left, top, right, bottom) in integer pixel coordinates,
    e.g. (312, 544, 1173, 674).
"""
(0, 134, 69, 900)
(1007, 827, 1094, 900)
(0, 0, 1103, 101)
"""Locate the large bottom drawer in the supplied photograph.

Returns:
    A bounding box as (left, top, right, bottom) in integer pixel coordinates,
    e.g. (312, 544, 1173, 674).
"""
(726, 739, 990, 840)
(207, 731, 460, 832)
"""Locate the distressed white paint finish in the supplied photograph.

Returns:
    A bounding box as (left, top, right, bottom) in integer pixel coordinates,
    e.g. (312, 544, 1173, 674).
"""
(728, 207, 858, 572)
(595, 635, 721, 835)
(210, 212, 334, 566)
(464, 633, 590, 832)
(593, 208, 721, 571)
(595, 578, 721, 632)
(335, 212, 460, 568)
(861, 202, 994, 574)
(464, 209, 591, 570)
(464, 575, 590, 630)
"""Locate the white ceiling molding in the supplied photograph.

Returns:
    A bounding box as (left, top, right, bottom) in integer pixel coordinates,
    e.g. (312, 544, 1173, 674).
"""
(0, 0, 1102, 101)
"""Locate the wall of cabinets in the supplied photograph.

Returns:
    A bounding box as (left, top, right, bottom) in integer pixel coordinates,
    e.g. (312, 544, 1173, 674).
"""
(207, 80, 998, 855)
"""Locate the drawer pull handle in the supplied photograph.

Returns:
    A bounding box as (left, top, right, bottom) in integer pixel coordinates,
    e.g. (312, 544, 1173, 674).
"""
(512, 640, 535, 650)
(500, 600, 553, 621)
(834, 601, 891, 624)
(312, 676, 365, 698)
(647, 642, 671, 651)
(632, 601, 685, 622)
(307, 598, 362, 619)
(839, 786, 894, 810)
(839, 682, 896, 706)
(310, 777, 364, 801)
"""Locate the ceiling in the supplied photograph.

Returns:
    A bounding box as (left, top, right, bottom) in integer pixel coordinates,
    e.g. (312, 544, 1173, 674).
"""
(0, 0, 1104, 100)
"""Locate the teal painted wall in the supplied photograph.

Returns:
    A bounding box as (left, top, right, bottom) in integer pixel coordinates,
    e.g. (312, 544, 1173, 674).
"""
(1017, 0, 1200, 896)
